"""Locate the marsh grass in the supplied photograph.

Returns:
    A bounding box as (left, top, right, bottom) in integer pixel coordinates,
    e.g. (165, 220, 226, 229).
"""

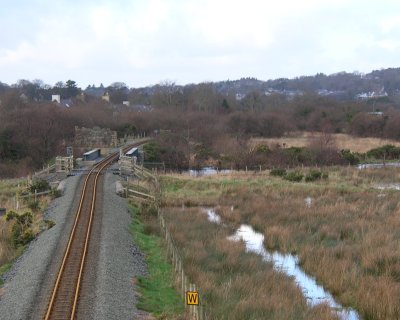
(163, 207, 337, 320)
(161, 167, 400, 319)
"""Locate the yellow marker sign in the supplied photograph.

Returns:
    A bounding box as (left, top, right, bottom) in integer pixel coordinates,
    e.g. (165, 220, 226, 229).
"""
(186, 291, 199, 305)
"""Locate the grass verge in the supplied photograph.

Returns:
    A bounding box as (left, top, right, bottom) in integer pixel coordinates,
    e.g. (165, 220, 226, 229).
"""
(129, 203, 183, 318)
(0, 263, 12, 286)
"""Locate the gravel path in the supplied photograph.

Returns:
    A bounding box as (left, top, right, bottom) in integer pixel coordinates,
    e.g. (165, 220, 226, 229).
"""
(0, 167, 148, 320)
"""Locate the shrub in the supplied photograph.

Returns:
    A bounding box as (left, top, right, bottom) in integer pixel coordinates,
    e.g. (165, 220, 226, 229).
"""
(284, 171, 304, 182)
(11, 224, 34, 246)
(5, 211, 18, 221)
(143, 142, 161, 162)
(255, 144, 271, 154)
(341, 149, 360, 165)
(44, 219, 55, 229)
(270, 168, 287, 177)
(19, 230, 35, 245)
(28, 200, 40, 212)
(283, 147, 313, 164)
(7, 212, 34, 246)
(29, 179, 50, 193)
(366, 144, 400, 160)
(50, 188, 62, 199)
(305, 170, 322, 182)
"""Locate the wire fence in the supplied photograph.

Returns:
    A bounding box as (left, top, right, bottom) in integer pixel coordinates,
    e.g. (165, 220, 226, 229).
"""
(12, 189, 53, 211)
(125, 164, 207, 319)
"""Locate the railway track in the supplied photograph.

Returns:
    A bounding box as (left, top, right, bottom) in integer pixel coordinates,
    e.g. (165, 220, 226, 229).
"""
(43, 144, 142, 320)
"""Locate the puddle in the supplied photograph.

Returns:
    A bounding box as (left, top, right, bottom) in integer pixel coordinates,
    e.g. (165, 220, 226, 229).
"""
(357, 162, 400, 169)
(204, 209, 359, 320)
(304, 197, 313, 208)
(374, 183, 400, 191)
(205, 208, 221, 223)
(189, 167, 231, 177)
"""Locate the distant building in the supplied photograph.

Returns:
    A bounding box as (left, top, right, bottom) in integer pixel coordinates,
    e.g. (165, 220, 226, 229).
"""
(20, 93, 28, 102)
(126, 147, 139, 158)
(101, 92, 110, 102)
(77, 92, 86, 102)
(52, 94, 61, 103)
(367, 112, 384, 116)
(122, 100, 130, 106)
(355, 87, 388, 100)
(83, 148, 101, 161)
(235, 93, 246, 100)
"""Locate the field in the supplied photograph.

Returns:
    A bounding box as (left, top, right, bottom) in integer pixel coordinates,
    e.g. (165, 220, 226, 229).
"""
(251, 132, 400, 153)
(159, 167, 400, 319)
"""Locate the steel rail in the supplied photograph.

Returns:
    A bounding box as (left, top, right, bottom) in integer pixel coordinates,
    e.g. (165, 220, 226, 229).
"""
(70, 158, 110, 318)
(43, 143, 142, 320)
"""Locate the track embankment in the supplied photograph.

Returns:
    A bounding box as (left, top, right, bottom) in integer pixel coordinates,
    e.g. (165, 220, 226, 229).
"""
(0, 163, 148, 319)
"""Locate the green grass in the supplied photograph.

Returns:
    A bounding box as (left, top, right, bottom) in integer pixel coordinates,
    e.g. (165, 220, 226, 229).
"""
(0, 262, 12, 285)
(129, 204, 183, 318)
(0, 245, 25, 286)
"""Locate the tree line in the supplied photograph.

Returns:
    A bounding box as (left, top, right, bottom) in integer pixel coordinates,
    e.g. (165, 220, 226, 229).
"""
(2, 77, 400, 177)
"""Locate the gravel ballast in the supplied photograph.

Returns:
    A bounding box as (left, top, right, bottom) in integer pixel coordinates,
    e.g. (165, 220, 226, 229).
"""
(88, 170, 147, 319)
(0, 167, 148, 320)
(0, 174, 82, 320)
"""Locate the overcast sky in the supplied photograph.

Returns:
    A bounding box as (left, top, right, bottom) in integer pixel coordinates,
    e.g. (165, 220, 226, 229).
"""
(1, 0, 400, 88)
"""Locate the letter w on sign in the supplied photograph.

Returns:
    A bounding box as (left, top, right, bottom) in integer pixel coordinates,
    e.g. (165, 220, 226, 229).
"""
(186, 291, 199, 305)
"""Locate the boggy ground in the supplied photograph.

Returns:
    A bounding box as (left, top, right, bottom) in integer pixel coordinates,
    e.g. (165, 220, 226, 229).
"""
(160, 167, 400, 320)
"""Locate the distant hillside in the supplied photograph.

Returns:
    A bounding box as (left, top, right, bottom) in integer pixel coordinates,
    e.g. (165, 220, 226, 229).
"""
(2, 67, 400, 104)
(211, 68, 400, 100)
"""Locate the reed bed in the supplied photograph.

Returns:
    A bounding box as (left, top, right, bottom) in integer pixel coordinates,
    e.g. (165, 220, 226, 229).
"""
(161, 166, 400, 319)
(163, 207, 337, 320)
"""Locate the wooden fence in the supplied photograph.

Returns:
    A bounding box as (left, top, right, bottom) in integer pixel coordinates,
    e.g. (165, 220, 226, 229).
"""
(125, 166, 207, 319)
(12, 189, 52, 210)
(158, 212, 206, 320)
(33, 164, 56, 177)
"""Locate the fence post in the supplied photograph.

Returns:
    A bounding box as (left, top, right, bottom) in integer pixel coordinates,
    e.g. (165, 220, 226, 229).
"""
(189, 283, 193, 319)
(184, 276, 189, 309)
(153, 176, 205, 319)
(194, 283, 198, 320)
(34, 189, 37, 202)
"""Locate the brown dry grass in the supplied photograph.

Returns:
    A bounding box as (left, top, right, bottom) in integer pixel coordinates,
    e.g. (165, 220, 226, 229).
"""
(0, 178, 51, 274)
(0, 221, 14, 266)
(161, 166, 400, 320)
(251, 132, 400, 153)
(163, 207, 337, 320)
